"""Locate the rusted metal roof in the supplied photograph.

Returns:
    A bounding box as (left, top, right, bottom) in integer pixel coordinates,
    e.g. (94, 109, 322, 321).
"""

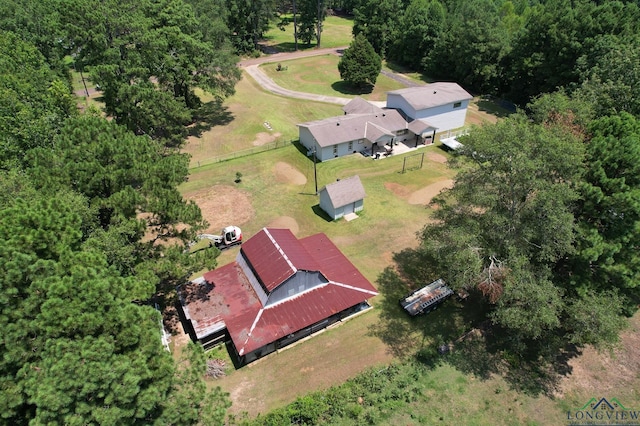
(240, 228, 321, 292)
(181, 229, 378, 356)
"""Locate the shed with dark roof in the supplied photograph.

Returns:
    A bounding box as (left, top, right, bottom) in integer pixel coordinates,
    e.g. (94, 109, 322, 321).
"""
(318, 175, 366, 220)
(178, 228, 378, 365)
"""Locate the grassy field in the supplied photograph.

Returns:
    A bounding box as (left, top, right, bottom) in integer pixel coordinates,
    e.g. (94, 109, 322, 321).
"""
(174, 48, 640, 425)
(181, 138, 458, 418)
(183, 74, 344, 168)
(262, 15, 354, 51)
(261, 54, 406, 101)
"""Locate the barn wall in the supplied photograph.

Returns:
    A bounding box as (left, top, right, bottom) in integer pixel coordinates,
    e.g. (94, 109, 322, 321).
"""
(266, 271, 328, 306)
(238, 302, 371, 366)
(237, 251, 268, 305)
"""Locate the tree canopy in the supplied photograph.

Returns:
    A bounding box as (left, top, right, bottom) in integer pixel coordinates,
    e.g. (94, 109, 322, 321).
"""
(0, 2, 233, 422)
(338, 33, 381, 88)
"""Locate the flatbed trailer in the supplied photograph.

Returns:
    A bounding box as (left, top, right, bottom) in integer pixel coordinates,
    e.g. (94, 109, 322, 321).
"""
(400, 278, 453, 316)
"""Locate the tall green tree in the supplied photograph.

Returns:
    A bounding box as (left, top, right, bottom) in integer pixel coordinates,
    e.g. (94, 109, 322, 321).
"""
(225, 0, 276, 53)
(413, 114, 596, 355)
(576, 34, 640, 118)
(0, 31, 75, 169)
(389, 0, 445, 70)
(59, 0, 240, 148)
(28, 115, 203, 240)
(567, 112, 640, 311)
(0, 192, 173, 424)
(428, 0, 511, 93)
(338, 33, 381, 88)
(0, 186, 229, 424)
(352, 0, 403, 57)
(297, 0, 326, 47)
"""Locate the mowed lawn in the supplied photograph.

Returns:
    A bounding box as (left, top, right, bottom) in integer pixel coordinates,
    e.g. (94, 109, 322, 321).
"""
(180, 142, 457, 417)
(183, 74, 343, 168)
(262, 14, 354, 51)
(261, 54, 406, 101)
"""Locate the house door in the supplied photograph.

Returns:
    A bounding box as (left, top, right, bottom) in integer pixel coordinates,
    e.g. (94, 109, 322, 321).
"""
(344, 203, 355, 215)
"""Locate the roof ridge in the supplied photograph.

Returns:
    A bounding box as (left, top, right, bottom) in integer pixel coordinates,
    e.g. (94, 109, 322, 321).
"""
(329, 281, 378, 296)
(264, 228, 297, 273)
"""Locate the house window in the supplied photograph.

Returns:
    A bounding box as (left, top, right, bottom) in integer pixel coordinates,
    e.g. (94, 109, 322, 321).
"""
(333, 146, 338, 154)
(397, 129, 408, 135)
(288, 288, 295, 296)
(358, 139, 364, 144)
(453, 102, 462, 108)
(348, 141, 353, 150)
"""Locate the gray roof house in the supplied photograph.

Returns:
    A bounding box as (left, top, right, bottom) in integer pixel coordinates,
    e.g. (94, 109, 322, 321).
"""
(342, 96, 384, 115)
(386, 82, 473, 132)
(298, 83, 470, 162)
(298, 107, 436, 161)
(319, 175, 366, 220)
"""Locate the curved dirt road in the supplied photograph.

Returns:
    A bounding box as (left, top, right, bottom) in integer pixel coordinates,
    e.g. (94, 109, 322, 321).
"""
(239, 47, 419, 105)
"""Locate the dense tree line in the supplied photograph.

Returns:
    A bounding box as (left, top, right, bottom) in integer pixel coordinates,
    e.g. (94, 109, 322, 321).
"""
(0, 0, 239, 422)
(348, 0, 640, 105)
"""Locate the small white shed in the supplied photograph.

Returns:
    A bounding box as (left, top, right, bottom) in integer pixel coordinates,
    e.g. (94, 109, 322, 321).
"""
(319, 175, 366, 220)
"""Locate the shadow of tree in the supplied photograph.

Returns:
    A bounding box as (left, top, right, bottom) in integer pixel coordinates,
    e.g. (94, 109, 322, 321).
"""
(273, 42, 317, 52)
(188, 100, 234, 138)
(440, 322, 580, 396)
(331, 81, 374, 95)
(373, 247, 580, 397)
(383, 61, 434, 84)
(476, 96, 516, 117)
(368, 266, 478, 360)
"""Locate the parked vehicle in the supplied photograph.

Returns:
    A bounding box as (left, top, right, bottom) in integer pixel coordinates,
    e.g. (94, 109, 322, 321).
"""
(400, 278, 453, 316)
(198, 226, 243, 250)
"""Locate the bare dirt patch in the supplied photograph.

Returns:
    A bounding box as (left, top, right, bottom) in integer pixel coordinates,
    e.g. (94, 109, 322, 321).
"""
(384, 182, 412, 199)
(184, 185, 254, 233)
(555, 313, 640, 399)
(274, 161, 306, 185)
(426, 151, 448, 164)
(252, 131, 282, 146)
(267, 216, 300, 235)
(408, 179, 454, 205)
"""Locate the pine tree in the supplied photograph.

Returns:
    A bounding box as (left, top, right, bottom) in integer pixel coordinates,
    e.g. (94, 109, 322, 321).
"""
(337, 33, 381, 88)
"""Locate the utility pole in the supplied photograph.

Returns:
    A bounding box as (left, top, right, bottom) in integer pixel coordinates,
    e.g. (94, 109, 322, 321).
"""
(313, 146, 318, 194)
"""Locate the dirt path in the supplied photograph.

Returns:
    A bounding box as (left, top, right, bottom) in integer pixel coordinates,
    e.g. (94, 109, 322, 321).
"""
(239, 46, 348, 67)
(239, 46, 420, 105)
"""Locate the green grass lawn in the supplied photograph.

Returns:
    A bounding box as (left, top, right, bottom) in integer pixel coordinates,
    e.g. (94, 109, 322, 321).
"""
(184, 74, 344, 167)
(262, 15, 354, 51)
(181, 142, 458, 417)
(260, 54, 406, 101)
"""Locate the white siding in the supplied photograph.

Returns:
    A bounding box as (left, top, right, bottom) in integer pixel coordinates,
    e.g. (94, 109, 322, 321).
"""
(387, 94, 417, 118)
(412, 99, 470, 131)
(299, 127, 316, 153)
(387, 94, 469, 132)
(319, 188, 336, 219)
